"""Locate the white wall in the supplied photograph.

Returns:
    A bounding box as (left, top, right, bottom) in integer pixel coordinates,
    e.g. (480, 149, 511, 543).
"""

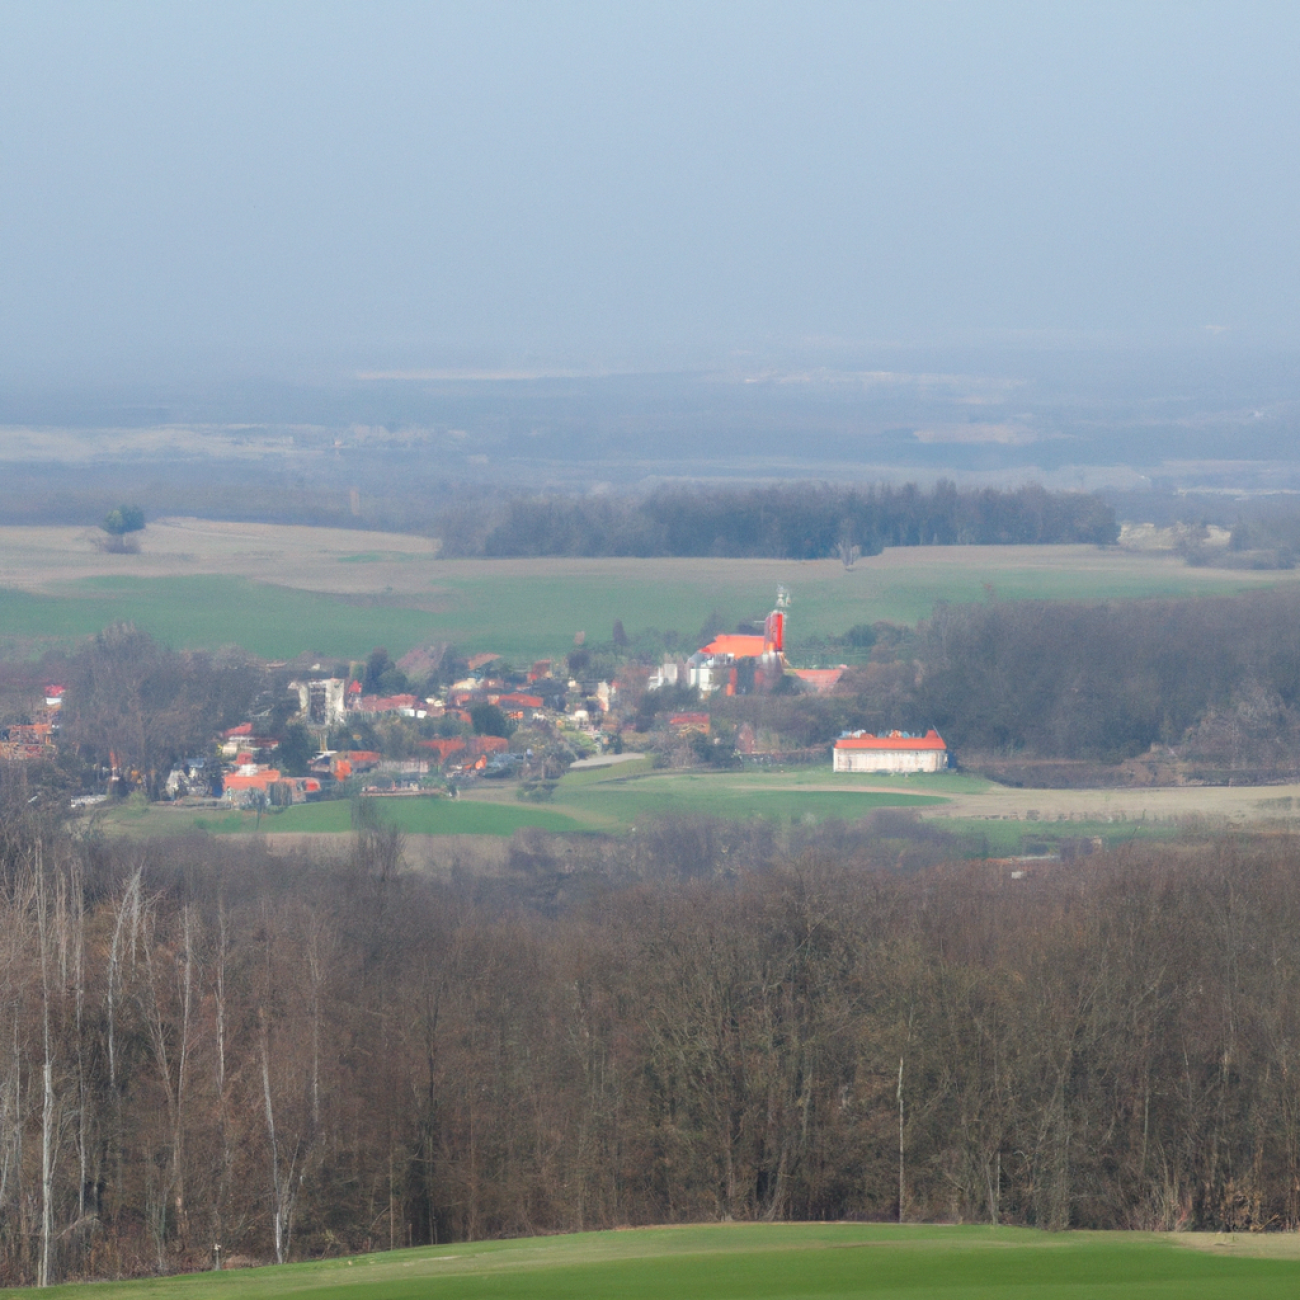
(833, 748, 947, 773)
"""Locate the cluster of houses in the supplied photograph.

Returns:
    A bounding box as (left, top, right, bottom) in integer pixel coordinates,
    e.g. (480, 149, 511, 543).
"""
(0, 685, 63, 762)
(214, 657, 627, 807)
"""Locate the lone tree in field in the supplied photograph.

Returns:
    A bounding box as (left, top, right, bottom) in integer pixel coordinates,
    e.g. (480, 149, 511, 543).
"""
(102, 504, 145, 536)
(100, 504, 146, 553)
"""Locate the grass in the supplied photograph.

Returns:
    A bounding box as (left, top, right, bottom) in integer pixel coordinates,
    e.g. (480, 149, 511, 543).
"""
(940, 816, 1181, 857)
(14, 1223, 1300, 1300)
(0, 541, 1289, 660)
(538, 763, 951, 831)
(93, 768, 954, 840)
(95, 796, 585, 838)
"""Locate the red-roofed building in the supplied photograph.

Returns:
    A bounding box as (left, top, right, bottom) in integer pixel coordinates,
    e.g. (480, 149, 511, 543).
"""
(499, 693, 543, 710)
(223, 769, 282, 800)
(833, 730, 948, 774)
(358, 693, 420, 714)
(700, 634, 768, 659)
(790, 667, 846, 694)
(418, 737, 468, 763)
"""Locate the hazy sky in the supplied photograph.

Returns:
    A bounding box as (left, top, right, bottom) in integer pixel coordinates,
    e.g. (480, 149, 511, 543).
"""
(2, 1, 1298, 380)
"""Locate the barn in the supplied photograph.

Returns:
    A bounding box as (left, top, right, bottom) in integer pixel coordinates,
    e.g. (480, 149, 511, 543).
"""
(833, 729, 948, 773)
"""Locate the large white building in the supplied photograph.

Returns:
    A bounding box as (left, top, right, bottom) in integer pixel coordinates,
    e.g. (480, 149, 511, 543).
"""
(833, 729, 948, 773)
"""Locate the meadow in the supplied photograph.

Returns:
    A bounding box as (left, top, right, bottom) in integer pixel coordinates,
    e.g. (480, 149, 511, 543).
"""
(95, 763, 1262, 848)
(0, 519, 1291, 660)
(12, 1224, 1300, 1300)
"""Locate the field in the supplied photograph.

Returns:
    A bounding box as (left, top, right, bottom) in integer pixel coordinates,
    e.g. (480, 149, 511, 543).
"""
(94, 767, 950, 839)
(12, 1223, 1300, 1300)
(94, 762, 1300, 849)
(0, 518, 1293, 659)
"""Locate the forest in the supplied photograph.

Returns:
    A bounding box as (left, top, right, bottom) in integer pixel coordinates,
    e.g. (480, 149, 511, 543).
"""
(0, 769, 1297, 1285)
(434, 482, 1120, 558)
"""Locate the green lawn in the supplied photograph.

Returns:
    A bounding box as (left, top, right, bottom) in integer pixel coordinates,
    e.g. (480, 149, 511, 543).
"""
(542, 764, 951, 831)
(15, 1223, 1300, 1300)
(0, 546, 1283, 660)
(97, 796, 585, 838)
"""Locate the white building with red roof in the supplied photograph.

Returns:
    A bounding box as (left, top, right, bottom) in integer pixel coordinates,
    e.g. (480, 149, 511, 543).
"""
(833, 729, 948, 774)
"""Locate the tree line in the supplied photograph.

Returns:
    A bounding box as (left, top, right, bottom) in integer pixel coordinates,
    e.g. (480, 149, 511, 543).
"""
(0, 785, 1299, 1283)
(435, 482, 1119, 558)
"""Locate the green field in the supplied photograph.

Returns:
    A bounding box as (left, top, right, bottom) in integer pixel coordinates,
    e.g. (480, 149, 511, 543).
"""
(0, 545, 1282, 660)
(99, 795, 586, 838)
(543, 763, 953, 831)
(14, 1223, 1300, 1300)
(97, 767, 955, 839)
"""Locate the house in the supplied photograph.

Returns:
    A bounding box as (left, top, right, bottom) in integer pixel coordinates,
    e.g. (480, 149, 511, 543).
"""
(357, 693, 420, 715)
(44, 685, 66, 710)
(290, 677, 348, 727)
(219, 722, 254, 757)
(498, 693, 543, 711)
(789, 667, 846, 694)
(833, 730, 948, 774)
(418, 737, 469, 764)
(222, 768, 283, 804)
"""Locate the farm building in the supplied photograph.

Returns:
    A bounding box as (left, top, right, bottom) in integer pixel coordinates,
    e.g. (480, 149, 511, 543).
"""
(833, 729, 948, 774)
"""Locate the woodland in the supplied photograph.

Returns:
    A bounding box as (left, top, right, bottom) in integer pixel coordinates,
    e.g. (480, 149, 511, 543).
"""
(0, 770, 1297, 1284)
(434, 482, 1120, 558)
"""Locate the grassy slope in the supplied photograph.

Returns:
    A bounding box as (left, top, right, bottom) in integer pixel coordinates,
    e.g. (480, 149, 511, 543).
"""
(0, 546, 1279, 659)
(17, 1224, 1300, 1300)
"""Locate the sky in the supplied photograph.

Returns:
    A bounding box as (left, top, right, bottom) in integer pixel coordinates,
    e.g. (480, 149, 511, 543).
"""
(2, 1, 1298, 382)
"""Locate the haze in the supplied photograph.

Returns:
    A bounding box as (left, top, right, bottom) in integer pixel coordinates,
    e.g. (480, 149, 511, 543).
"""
(3, 1, 1298, 384)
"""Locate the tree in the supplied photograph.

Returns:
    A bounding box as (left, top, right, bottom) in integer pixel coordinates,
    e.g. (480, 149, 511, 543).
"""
(469, 703, 511, 738)
(276, 725, 313, 777)
(102, 505, 145, 537)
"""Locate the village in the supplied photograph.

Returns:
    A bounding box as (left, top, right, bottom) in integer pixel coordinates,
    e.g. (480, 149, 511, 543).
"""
(0, 590, 948, 812)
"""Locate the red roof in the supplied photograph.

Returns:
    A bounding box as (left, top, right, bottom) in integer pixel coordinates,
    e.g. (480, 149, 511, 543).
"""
(790, 667, 845, 694)
(469, 735, 509, 755)
(358, 693, 419, 712)
(223, 769, 282, 791)
(223, 722, 254, 738)
(418, 738, 468, 760)
(700, 634, 768, 659)
(835, 729, 947, 752)
(499, 693, 543, 709)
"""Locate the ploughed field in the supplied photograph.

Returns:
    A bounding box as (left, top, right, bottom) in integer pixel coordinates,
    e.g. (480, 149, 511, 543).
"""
(0, 518, 1290, 660)
(11, 1224, 1300, 1300)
